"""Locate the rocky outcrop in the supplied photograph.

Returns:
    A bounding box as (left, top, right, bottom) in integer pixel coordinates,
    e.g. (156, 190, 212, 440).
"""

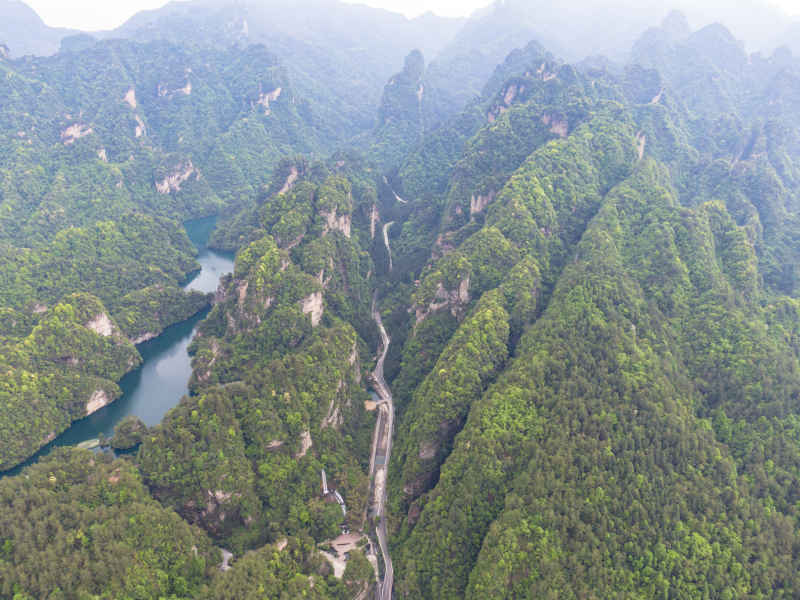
(542, 112, 568, 138)
(370, 203, 380, 239)
(61, 123, 93, 145)
(278, 166, 298, 195)
(123, 88, 137, 109)
(158, 79, 192, 98)
(488, 82, 525, 123)
(418, 440, 437, 460)
(650, 89, 664, 105)
(321, 209, 352, 238)
(86, 390, 111, 415)
(415, 277, 470, 325)
(470, 191, 495, 216)
(196, 339, 220, 384)
(255, 86, 282, 114)
(131, 332, 157, 345)
(294, 430, 313, 459)
(156, 161, 196, 194)
(86, 313, 114, 337)
(134, 115, 146, 138)
(97, 148, 108, 162)
(301, 292, 324, 327)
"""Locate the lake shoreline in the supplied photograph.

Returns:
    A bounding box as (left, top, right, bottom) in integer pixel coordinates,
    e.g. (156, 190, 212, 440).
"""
(0, 216, 235, 477)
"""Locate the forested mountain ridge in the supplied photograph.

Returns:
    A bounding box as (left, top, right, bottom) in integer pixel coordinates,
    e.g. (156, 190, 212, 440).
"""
(0, 0, 75, 57)
(380, 13, 800, 599)
(0, 35, 338, 469)
(3, 1, 800, 599)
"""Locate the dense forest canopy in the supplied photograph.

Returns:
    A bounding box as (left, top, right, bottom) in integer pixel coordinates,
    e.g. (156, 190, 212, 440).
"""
(3, 0, 800, 597)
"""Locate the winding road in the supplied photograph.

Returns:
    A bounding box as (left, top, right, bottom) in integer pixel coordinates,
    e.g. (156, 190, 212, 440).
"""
(370, 297, 394, 600)
(366, 218, 395, 600)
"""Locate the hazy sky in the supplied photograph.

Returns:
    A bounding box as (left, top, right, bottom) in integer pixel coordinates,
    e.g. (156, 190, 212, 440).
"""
(23, 0, 800, 31)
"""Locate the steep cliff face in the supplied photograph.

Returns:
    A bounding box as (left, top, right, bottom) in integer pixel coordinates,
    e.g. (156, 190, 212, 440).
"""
(413, 252, 472, 326)
(138, 159, 379, 545)
(0, 293, 142, 468)
(372, 49, 429, 169)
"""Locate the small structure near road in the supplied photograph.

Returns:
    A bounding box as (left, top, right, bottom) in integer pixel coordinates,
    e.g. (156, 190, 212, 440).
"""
(321, 469, 347, 517)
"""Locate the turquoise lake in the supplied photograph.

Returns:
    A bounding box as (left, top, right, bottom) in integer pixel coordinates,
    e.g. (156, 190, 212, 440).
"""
(2, 216, 234, 476)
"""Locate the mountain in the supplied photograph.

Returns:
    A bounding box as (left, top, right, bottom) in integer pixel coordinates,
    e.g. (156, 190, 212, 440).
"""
(0, 35, 337, 469)
(4, 2, 800, 599)
(380, 16, 800, 598)
(0, 0, 75, 56)
(105, 0, 464, 135)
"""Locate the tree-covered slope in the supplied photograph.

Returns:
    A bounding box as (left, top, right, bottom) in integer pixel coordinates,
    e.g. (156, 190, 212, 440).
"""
(137, 157, 384, 554)
(0, 35, 342, 469)
(6, 3, 800, 598)
(378, 17, 800, 600)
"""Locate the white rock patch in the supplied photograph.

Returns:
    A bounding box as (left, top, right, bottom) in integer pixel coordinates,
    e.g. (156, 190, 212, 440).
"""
(61, 124, 93, 145)
(156, 161, 196, 194)
(295, 430, 313, 459)
(86, 390, 111, 415)
(301, 292, 324, 327)
(86, 313, 114, 337)
(123, 88, 137, 109)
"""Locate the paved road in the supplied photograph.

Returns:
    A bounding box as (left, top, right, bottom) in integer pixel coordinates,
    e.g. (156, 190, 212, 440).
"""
(371, 296, 394, 600)
(383, 222, 395, 273)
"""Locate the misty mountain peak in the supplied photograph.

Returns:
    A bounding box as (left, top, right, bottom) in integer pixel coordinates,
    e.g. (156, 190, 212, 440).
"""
(403, 49, 425, 81)
(661, 10, 690, 40)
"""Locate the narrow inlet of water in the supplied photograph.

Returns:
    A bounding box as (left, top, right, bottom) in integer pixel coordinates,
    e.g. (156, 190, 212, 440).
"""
(2, 216, 234, 476)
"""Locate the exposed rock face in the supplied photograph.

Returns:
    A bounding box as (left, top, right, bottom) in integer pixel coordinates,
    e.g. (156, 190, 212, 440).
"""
(650, 89, 663, 104)
(504, 83, 522, 105)
(487, 105, 507, 123)
(415, 277, 470, 325)
(370, 203, 380, 239)
(321, 210, 352, 238)
(86, 313, 114, 337)
(301, 292, 324, 327)
(156, 161, 196, 194)
(61, 123, 93, 145)
(255, 86, 282, 113)
(294, 430, 313, 459)
(488, 82, 525, 122)
(542, 112, 568, 137)
(86, 390, 111, 415)
(134, 115, 146, 138)
(123, 88, 137, 108)
(278, 166, 298, 195)
(219, 549, 233, 572)
(418, 440, 438, 460)
(97, 148, 108, 162)
(470, 191, 495, 216)
(237, 280, 249, 307)
(196, 339, 221, 384)
(158, 79, 192, 98)
(131, 332, 157, 345)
